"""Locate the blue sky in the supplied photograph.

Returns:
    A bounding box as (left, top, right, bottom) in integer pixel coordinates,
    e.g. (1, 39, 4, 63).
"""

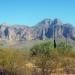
(0, 0, 75, 26)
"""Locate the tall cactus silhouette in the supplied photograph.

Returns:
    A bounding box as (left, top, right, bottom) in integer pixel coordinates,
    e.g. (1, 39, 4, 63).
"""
(53, 25, 56, 48)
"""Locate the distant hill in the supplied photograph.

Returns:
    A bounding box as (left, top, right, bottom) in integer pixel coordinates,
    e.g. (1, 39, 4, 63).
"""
(0, 18, 75, 47)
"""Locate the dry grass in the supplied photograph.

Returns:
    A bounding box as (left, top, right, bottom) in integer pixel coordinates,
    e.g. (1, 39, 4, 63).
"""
(0, 42, 75, 75)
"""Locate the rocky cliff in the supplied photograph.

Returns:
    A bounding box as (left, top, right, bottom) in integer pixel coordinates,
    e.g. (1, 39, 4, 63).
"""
(0, 18, 75, 45)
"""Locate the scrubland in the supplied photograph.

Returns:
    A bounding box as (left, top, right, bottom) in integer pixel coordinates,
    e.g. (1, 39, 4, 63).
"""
(0, 41, 75, 75)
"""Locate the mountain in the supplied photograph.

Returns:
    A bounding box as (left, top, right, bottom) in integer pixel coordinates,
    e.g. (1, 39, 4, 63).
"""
(0, 18, 75, 46)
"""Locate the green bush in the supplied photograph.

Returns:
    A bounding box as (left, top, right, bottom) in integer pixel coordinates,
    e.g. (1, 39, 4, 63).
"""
(57, 42, 72, 56)
(31, 41, 54, 56)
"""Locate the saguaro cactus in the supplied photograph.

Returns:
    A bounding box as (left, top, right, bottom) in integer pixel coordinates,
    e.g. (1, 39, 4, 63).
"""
(53, 25, 56, 48)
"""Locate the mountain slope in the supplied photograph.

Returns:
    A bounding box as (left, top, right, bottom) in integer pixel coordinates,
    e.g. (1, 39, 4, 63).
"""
(0, 18, 75, 46)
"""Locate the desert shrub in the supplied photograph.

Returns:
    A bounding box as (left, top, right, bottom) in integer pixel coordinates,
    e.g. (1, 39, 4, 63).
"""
(61, 57, 75, 74)
(30, 41, 75, 75)
(0, 48, 32, 75)
(34, 55, 59, 75)
(31, 41, 54, 56)
(30, 41, 59, 75)
(57, 42, 72, 56)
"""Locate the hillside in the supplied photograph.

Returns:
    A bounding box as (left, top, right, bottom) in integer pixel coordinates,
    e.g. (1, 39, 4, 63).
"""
(0, 18, 75, 47)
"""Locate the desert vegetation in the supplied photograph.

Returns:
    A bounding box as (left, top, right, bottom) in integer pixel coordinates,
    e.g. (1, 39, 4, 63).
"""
(0, 41, 75, 75)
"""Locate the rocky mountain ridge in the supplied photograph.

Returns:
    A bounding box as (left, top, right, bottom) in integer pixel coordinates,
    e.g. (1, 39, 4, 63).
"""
(0, 18, 75, 45)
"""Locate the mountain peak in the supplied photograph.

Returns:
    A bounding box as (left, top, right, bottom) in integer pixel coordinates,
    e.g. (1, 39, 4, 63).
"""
(52, 18, 63, 25)
(37, 18, 51, 25)
(0, 18, 75, 45)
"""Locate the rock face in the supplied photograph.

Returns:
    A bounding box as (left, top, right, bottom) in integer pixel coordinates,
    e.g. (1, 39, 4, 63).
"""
(0, 18, 75, 44)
